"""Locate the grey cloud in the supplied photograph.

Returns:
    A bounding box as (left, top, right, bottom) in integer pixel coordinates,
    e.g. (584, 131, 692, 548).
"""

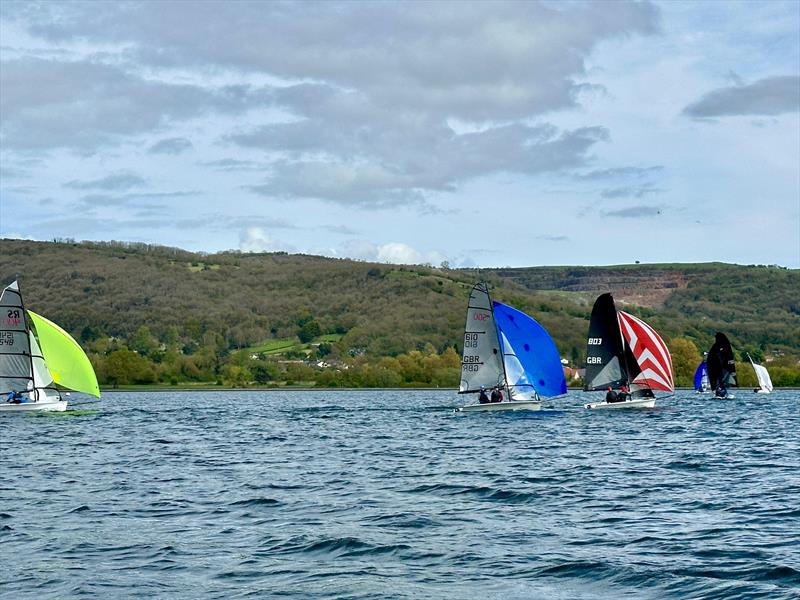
(148, 137, 193, 155)
(578, 166, 663, 180)
(603, 205, 662, 218)
(684, 76, 800, 118)
(600, 184, 663, 199)
(200, 158, 265, 172)
(322, 224, 359, 235)
(7, 1, 657, 121)
(0, 57, 272, 149)
(236, 92, 609, 206)
(65, 172, 146, 191)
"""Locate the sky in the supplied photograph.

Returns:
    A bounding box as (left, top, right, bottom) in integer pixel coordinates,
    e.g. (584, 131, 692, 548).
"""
(1, 0, 798, 268)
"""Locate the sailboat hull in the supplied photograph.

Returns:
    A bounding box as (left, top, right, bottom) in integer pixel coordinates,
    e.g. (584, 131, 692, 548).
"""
(458, 400, 541, 412)
(0, 399, 68, 413)
(585, 397, 655, 410)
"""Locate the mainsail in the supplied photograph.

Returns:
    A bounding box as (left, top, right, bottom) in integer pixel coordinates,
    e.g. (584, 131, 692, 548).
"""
(584, 293, 628, 391)
(694, 361, 710, 391)
(459, 283, 505, 393)
(28, 311, 100, 397)
(0, 281, 34, 395)
(707, 332, 737, 391)
(747, 354, 773, 393)
(493, 301, 566, 399)
(617, 311, 674, 392)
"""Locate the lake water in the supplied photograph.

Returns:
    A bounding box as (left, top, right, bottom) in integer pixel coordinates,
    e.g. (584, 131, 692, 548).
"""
(1, 390, 798, 599)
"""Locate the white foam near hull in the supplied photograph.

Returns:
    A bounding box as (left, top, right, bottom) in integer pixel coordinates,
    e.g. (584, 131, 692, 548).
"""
(755, 390, 771, 394)
(585, 397, 655, 410)
(0, 399, 68, 412)
(458, 400, 541, 412)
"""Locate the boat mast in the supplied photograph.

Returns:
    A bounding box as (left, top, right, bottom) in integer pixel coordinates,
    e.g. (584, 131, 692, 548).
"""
(16, 281, 39, 402)
(487, 285, 513, 400)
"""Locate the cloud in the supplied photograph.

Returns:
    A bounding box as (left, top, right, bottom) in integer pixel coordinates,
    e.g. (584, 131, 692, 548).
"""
(65, 172, 147, 191)
(603, 205, 662, 218)
(600, 184, 663, 199)
(241, 119, 609, 206)
(0, 57, 271, 149)
(322, 224, 359, 235)
(578, 166, 663, 180)
(683, 76, 800, 118)
(332, 239, 446, 266)
(536, 234, 569, 242)
(148, 137, 193, 155)
(200, 158, 264, 171)
(8, 1, 658, 120)
(238, 227, 295, 253)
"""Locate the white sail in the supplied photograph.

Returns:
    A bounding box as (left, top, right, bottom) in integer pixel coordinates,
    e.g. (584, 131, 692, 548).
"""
(0, 281, 34, 395)
(751, 360, 773, 393)
(498, 331, 536, 401)
(459, 283, 505, 393)
(29, 331, 56, 400)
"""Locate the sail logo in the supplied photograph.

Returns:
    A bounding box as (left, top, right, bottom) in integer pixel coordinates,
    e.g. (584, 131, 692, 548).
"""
(473, 313, 490, 321)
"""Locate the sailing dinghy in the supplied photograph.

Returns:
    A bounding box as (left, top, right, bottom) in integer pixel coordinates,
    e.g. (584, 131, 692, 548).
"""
(707, 332, 737, 398)
(583, 293, 674, 409)
(747, 354, 773, 394)
(0, 281, 100, 412)
(694, 358, 710, 393)
(458, 283, 566, 412)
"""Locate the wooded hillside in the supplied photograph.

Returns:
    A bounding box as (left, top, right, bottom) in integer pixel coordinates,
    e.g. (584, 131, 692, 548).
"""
(2, 239, 798, 388)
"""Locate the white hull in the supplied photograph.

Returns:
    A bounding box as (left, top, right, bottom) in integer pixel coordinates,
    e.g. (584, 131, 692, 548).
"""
(0, 399, 68, 413)
(755, 389, 771, 394)
(585, 397, 656, 410)
(459, 400, 541, 412)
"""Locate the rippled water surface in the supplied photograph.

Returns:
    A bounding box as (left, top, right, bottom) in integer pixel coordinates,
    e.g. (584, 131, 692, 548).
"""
(1, 390, 799, 599)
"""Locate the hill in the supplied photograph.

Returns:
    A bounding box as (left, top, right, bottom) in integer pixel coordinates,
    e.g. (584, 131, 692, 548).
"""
(1, 239, 798, 388)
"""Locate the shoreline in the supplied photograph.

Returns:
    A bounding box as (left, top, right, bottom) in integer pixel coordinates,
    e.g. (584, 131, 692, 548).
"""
(98, 386, 800, 393)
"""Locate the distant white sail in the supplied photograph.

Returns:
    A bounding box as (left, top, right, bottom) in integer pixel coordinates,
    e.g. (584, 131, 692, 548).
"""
(459, 283, 505, 393)
(749, 356, 773, 393)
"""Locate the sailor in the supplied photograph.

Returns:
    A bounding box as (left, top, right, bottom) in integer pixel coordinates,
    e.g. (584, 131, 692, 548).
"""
(478, 386, 490, 404)
(715, 385, 728, 398)
(6, 390, 24, 404)
(605, 386, 619, 403)
(490, 387, 503, 403)
(618, 384, 630, 402)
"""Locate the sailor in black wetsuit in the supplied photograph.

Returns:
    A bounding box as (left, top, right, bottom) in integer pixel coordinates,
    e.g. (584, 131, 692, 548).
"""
(490, 387, 503, 403)
(605, 387, 620, 403)
(478, 387, 490, 404)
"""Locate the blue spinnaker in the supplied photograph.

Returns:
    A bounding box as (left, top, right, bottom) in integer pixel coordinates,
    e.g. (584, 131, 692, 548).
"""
(493, 301, 567, 398)
(694, 361, 708, 391)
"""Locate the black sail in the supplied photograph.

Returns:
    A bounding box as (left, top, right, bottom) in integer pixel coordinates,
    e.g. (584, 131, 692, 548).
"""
(584, 293, 629, 391)
(707, 332, 738, 390)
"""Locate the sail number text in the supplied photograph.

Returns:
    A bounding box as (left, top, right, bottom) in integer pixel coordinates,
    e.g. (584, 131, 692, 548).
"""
(464, 332, 480, 348)
(587, 338, 602, 345)
(0, 331, 13, 345)
(586, 356, 603, 364)
(462, 354, 482, 371)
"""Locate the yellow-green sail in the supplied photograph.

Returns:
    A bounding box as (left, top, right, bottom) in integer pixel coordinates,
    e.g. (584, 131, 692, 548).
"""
(27, 311, 101, 397)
